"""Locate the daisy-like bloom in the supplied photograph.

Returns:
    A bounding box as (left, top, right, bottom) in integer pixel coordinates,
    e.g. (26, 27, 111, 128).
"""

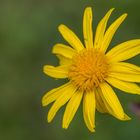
(42, 7, 140, 132)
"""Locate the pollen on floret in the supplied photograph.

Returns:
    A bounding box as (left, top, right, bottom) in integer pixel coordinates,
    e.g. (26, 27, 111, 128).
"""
(68, 48, 109, 91)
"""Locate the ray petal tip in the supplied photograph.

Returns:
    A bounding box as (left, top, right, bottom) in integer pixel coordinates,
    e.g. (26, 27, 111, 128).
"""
(124, 114, 131, 121)
(90, 129, 95, 133)
(42, 98, 45, 106)
(43, 65, 48, 71)
(42, 97, 49, 107)
(122, 13, 128, 19)
(88, 127, 96, 133)
(108, 7, 115, 13)
(110, 7, 115, 11)
(47, 114, 53, 123)
(62, 123, 68, 129)
(85, 6, 92, 11)
(43, 65, 51, 75)
(58, 24, 65, 31)
(52, 43, 59, 54)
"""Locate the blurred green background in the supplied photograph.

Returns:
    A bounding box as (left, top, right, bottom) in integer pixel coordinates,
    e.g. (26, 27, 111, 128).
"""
(0, 0, 140, 140)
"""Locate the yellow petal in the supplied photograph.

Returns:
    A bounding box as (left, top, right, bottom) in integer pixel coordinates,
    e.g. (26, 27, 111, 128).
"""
(52, 43, 76, 59)
(94, 8, 114, 49)
(42, 82, 70, 106)
(100, 82, 130, 120)
(43, 65, 69, 79)
(109, 72, 140, 83)
(96, 88, 130, 120)
(56, 54, 72, 65)
(106, 39, 140, 62)
(47, 84, 77, 122)
(100, 13, 127, 52)
(95, 88, 107, 113)
(83, 90, 95, 132)
(106, 77, 140, 94)
(58, 24, 84, 51)
(83, 7, 94, 48)
(109, 62, 140, 74)
(62, 90, 83, 129)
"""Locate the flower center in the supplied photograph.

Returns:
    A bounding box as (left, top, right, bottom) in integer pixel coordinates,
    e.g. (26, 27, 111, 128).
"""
(68, 48, 109, 91)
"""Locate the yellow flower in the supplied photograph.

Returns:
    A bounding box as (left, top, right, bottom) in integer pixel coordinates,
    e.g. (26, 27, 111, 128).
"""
(42, 7, 140, 132)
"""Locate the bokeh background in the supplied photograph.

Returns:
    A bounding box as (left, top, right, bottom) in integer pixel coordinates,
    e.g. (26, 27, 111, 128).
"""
(0, 0, 140, 140)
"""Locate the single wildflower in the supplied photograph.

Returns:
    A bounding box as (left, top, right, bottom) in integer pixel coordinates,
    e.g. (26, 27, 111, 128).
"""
(42, 7, 140, 132)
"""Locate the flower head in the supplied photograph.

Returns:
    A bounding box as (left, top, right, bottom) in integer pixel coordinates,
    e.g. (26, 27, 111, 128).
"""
(42, 7, 140, 132)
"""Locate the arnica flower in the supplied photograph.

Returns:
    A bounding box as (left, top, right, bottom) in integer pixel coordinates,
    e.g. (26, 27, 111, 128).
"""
(42, 7, 140, 132)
